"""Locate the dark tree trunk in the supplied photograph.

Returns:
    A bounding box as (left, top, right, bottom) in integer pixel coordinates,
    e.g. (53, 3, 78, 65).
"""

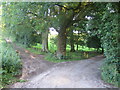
(76, 31, 80, 51)
(70, 43, 75, 52)
(56, 27, 67, 59)
(70, 30, 75, 52)
(97, 48, 99, 53)
(76, 44, 79, 51)
(56, 12, 73, 59)
(101, 47, 104, 53)
(42, 29, 48, 52)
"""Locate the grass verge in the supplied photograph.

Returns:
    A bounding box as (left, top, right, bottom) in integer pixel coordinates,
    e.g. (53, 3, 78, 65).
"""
(44, 51, 101, 63)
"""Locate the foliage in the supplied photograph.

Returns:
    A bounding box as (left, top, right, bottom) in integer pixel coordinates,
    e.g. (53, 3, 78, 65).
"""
(1, 73, 27, 88)
(48, 36, 57, 53)
(1, 73, 17, 88)
(86, 3, 119, 87)
(86, 35, 101, 51)
(100, 3, 119, 87)
(67, 30, 87, 47)
(1, 42, 22, 75)
(0, 40, 22, 88)
(2, 2, 44, 47)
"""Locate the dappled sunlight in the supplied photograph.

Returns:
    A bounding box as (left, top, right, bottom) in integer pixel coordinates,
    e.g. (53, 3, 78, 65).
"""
(30, 55, 36, 59)
(25, 50, 29, 53)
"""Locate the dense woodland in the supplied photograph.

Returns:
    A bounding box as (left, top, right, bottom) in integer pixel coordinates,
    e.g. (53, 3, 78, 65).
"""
(0, 2, 119, 88)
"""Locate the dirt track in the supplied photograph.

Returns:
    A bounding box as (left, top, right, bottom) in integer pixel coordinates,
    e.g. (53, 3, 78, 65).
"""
(10, 45, 115, 88)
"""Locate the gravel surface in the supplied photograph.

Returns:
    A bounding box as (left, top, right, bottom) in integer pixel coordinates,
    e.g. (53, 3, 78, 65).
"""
(10, 45, 116, 88)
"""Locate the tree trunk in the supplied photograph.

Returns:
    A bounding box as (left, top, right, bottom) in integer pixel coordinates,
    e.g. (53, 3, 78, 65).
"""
(70, 42, 75, 52)
(56, 12, 73, 59)
(70, 30, 75, 52)
(101, 47, 104, 53)
(42, 29, 48, 52)
(56, 27, 67, 59)
(76, 31, 80, 51)
(76, 44, 79, 51)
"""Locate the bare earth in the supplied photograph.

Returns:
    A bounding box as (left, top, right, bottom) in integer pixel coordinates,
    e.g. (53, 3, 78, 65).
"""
(10, 45, 116, 88)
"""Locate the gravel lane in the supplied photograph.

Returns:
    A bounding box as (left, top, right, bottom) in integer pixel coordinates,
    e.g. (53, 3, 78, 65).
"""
(11, 55, 115, 88)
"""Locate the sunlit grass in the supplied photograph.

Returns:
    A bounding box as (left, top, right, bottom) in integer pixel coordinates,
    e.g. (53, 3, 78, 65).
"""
(31, 43, 42, 49)
(17, 42, 102, 63)
(44, 50, 101, 63)
(49, 42, 97, 53)
(26, 48, 45, 55)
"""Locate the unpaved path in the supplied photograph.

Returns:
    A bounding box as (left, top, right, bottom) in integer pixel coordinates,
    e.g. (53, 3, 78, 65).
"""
(12, 44, 55, 79)
(10, 45, 115, 88)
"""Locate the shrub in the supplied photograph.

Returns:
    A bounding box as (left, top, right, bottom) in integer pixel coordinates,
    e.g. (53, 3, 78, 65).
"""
(101, 58, 119, 87)
(96, 3, 120, 87)
(0, 40, 22, 88)
(0, 42, 22, 75)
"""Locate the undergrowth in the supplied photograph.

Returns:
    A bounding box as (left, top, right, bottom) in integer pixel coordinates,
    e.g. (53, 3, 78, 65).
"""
(0, 40, 22, 88)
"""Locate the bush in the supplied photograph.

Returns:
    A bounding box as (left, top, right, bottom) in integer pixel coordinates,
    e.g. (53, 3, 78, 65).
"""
(0, 42, 22, 75)
(98, 3, 120, 87)
(100, 27, 120, 87)
(101, 58, 120, 87)
(0, 40, 22, 88)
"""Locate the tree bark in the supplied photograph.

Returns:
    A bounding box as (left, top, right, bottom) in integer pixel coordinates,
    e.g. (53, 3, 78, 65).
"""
(76, 31, 80, 51)
(56, 11, 73, 59)
(70, 30, 75, 52)
(42, 29, 49, 52)
(56, 27, 67, 59)
(76, 44, 79, 51)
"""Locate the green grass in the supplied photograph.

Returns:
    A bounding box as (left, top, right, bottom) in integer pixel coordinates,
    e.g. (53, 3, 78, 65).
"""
(31, 43, 42, 49)
(23, 43, 102, 63)
(26, 48, 46, 55)
(49, 43, 57, 53)
(15, 43, 46, 55)
(15, 42, 102, 63)
(1, 73, 27, 88)
(44, 51, 101, 63)
(49, 42, 97, 53)
(16, 42, 99, 56)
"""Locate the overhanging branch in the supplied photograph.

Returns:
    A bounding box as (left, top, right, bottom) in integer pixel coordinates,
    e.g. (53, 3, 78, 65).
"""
(54, 2, 81, 11)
